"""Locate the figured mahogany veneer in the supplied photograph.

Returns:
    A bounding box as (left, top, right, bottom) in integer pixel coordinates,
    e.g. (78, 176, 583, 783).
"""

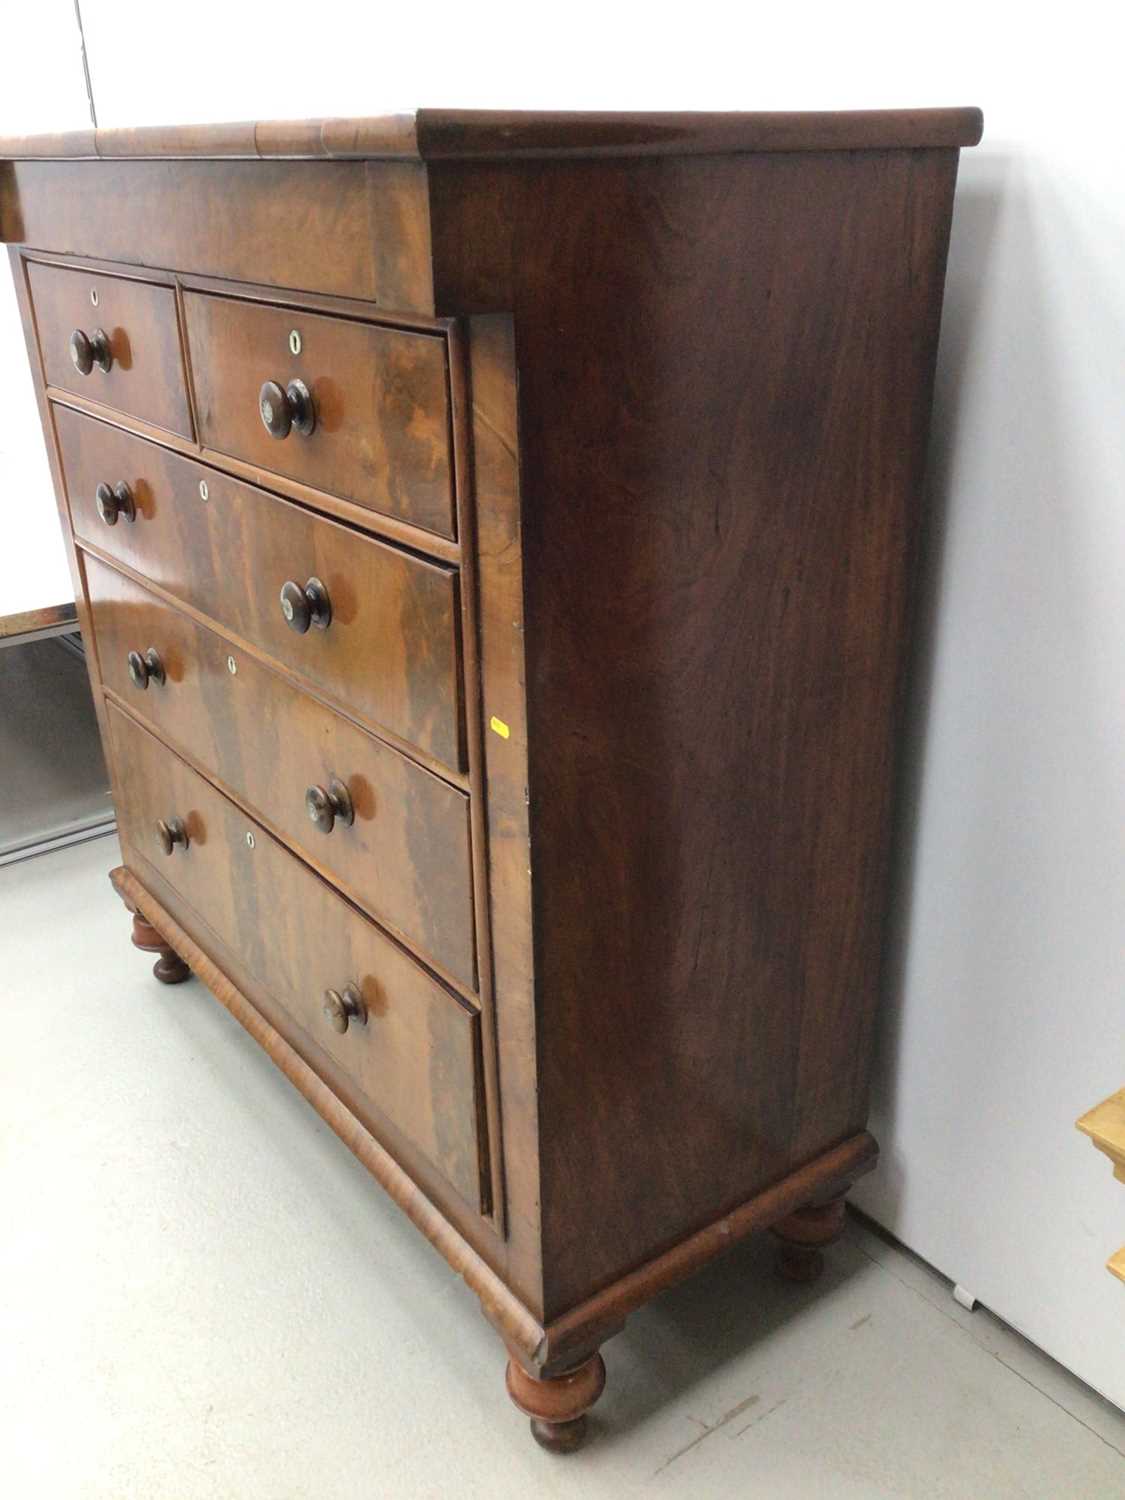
(28, 260, 193, 438)
(2, 107, 981, 1452)
(55, 405, 465, 773)
(183, 291, 455, 539)
(85, 553, 476, 991)
(108, 701, 486, 1209)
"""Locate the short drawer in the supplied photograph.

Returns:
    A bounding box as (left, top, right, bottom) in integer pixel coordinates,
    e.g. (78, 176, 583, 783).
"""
(28, 261, 193, 438)
(87, 554, 476, 991)
(108, 702, 486, 1210)
(57, 405, 465, 773)
(183, 291, 455, 540)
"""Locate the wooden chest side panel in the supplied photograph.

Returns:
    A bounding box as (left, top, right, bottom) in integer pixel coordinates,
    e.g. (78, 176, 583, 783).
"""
(434, 149, 960, 1316)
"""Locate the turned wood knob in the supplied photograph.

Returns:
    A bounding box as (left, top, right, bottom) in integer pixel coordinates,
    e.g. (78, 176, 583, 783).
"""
(155, 816, 188, 856)
(279, 577, 332, 634)
(259, 378, 315, 439)
(95, 480, 136, 526)
(305, 777, 354, 834)
(322, 982, 366, 1034)
(70, 327, 113, 375)
(126, 647, 165, 690)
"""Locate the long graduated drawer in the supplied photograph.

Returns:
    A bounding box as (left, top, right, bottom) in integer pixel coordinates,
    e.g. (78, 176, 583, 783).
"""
(86, 553, 476, 991)
(108, 700, 485, 1210)
(56, 403, 465, 773)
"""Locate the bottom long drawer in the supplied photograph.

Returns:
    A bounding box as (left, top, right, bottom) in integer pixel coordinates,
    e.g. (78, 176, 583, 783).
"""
(107, 700, 487, 1211)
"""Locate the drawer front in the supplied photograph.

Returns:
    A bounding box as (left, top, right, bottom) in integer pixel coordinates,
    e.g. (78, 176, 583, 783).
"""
(88, 555, 476, 991)
(183, 291, 455, 540)
(28, 261, 193, 438)
(108, 702, 485, 1209)
(57, 405, 465, 772)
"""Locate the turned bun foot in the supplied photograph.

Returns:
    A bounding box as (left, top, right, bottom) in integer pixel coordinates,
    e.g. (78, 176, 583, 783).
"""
(151, 949, 192, 984)
(772, 1196, 847, 1284)
(506, 1352, 606, 1453)
(529, 1415, 588, 1453)
(775, 1241, 826, 1283)
(131, 911, 191, 985)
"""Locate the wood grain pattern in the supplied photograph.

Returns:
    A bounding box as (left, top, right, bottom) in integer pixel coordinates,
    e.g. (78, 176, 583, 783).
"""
(129, 907, 192, 983)
(0, 600, 76, 640)
(55, 405, 465, 772)
(27, 260, 193, 437)
(109, 703, 486, 1208)
(464, 316, 542, 1310)
(1077, 1089, 1125, 1184)
(445, 322, 506, 1234)
(417, 107, 983, 158)
(183, 291, 454, 538)
(1075, 1089, 1125, 1282)
(432, 147, 960, 1316)
(0, 108, 983, 162)
(506, 1352, 606, 1452)
(85, 552, 476, 992)
(2, 160, 433, 308)
(536, 1132, 877, 1375)
(43, 377, 460, 566)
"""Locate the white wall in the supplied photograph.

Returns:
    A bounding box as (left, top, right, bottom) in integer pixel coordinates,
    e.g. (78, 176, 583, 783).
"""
(853, 107, 1125, 1410)
(6, 0, 1124, 1410)
(0, 2, 89, 615)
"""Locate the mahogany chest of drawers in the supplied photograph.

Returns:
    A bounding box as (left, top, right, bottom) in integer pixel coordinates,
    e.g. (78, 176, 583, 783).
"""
(0, 107, 981, 1451)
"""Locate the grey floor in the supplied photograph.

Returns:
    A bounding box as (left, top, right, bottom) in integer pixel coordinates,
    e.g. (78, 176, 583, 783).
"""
(0, 635, 112, 861)
(3, 838, 1125, 1499)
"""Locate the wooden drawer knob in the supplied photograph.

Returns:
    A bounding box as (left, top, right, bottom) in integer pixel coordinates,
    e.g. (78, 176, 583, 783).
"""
(155, 816, 188, 856)
(305, 777, 354, 834)
(279, 577, 332, 634)
(322, 982, 366, 1034)
(127, 647, 165, 690)
(259, 378, 315, 440)
(95, 480, 136, 526)
(69, 327, 113, 375)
